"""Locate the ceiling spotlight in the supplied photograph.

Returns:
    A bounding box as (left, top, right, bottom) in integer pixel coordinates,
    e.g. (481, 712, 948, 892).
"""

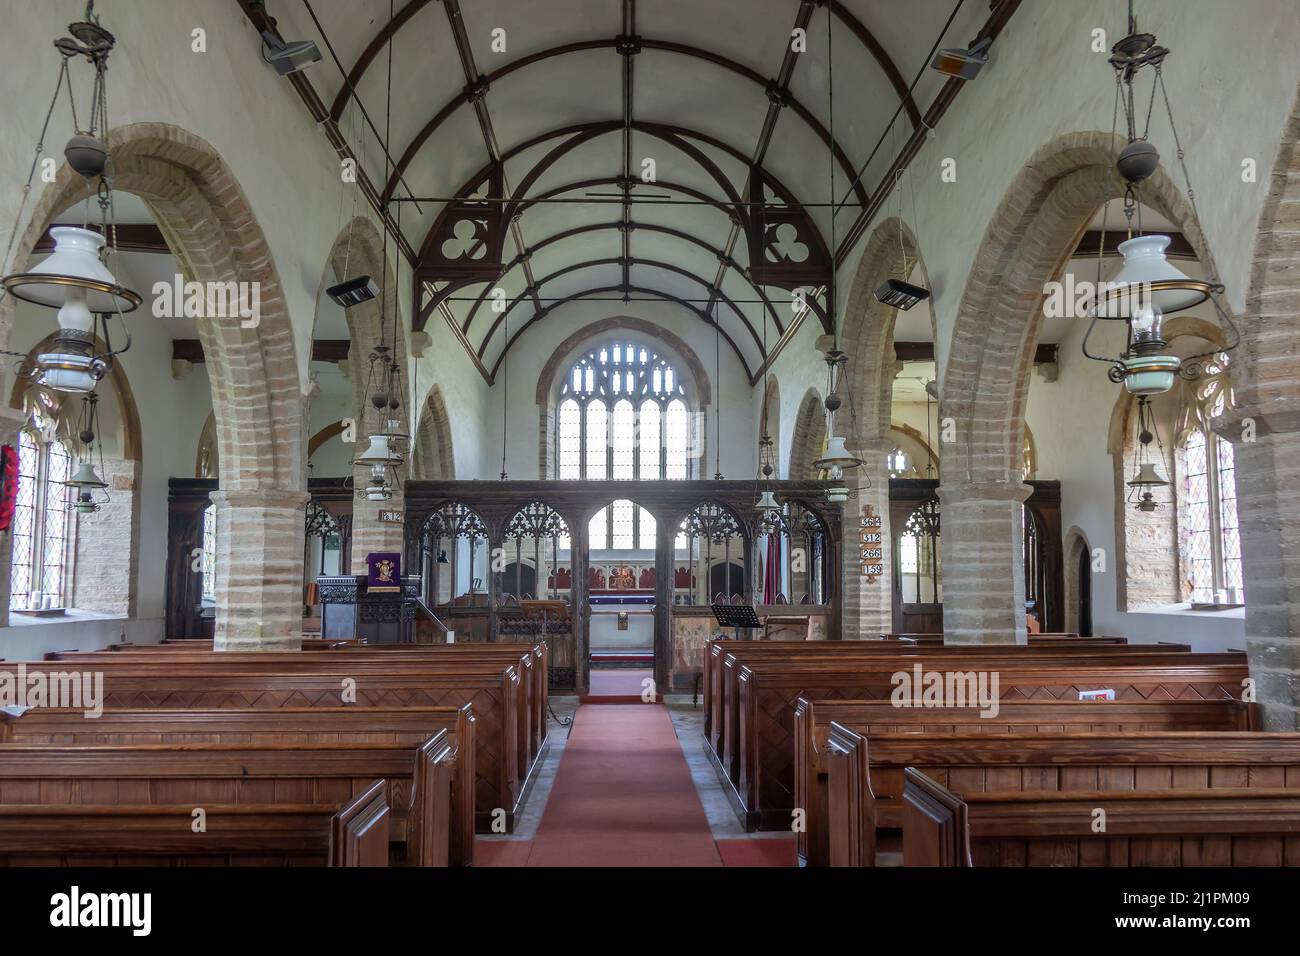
(260, 29, 321, 76)
(931, 37, 992, 80)
(874, 278, 930, 311)
(326, 275, 379, 308)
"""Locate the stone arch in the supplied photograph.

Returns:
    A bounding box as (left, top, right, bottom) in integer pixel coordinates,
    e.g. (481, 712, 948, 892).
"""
(1230, 82, 1300, 730)
(1062, 526, 1092, 636)
(833, 217, 934, 638)
(533, 315, 713, 478)
(313, 216, 411, 571)
(412, 385, 455, 480)
(937, 130, 1219, 644)
(6, 334, 144, 618)
(1105, 317, 1227, 613)
(789, 388, 827, 479)
(0, 122, 308, 648)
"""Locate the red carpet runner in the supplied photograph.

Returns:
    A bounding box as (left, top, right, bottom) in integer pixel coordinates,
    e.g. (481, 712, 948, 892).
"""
(485, 703, 724, 866)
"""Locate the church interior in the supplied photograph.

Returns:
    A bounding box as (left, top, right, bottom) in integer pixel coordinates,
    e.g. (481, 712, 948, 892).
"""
(0, 0, 1298, 892)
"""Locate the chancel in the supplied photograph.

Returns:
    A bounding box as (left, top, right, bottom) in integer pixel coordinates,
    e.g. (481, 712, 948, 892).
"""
(0, 0, 1297, 889)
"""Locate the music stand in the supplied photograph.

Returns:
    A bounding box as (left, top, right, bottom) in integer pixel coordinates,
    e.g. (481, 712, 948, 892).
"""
(711, 603, 761, 641)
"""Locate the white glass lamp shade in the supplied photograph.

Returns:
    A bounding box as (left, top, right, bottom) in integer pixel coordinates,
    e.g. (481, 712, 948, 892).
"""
(353, 432, 404, 467)
(1096, 235, 1210, 319)
(1121, 354, 1181, 396)
(755, 490, 780, 511)
(34, 352, 101, 393)
(825, 483, 850, 503)
(2, 227, 140, 316)
(815, 435, 861, 471)
(66, 460, 108, 490)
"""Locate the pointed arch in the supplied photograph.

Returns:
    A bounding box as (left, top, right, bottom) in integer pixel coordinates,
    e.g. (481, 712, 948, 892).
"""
(413, 385, 455, 480)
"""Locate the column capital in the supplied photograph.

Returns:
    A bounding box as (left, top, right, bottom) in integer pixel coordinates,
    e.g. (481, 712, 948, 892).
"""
(1212, 400, 1300, 441)
(210, 487, 311, 510)
(936, 479, 1032, 504)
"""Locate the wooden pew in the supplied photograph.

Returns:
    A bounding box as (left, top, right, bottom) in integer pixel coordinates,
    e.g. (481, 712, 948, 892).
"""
(715, 646, 1235, 784)
(793, 697, 1258, 865)
(826, 729, 1300, 865)
(0, 781, 391, 867)
(0, 737, 452, 866)
(705, 640, 1201, 772)
(16, 661, 530, 831)
(729, 657, 1249, 829)
(902, 768, 1300, 867)
(48, 642, 548, 772)
(0, 705, 475, 866)
(93, 640, 549, 758)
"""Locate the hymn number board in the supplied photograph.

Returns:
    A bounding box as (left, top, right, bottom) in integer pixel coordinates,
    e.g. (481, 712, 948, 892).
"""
(860, 504, 883, 584)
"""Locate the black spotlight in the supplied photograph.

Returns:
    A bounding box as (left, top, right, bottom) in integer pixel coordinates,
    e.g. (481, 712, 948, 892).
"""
(326, 275, 379, 308)
(874, 278, 931, 311)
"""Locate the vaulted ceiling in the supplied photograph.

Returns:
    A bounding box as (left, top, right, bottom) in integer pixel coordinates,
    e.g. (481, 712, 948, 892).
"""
(242, 0, 1018, 382)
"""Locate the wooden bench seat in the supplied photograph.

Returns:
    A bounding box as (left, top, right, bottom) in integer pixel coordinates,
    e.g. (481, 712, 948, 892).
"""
(902, 769, 1300, 867)
(82, 641, 549, 758)
(793, 697, 1259, 865)
(0, 782, 390, 866)
(0, 705, 475, 865)
(46, 642, 548, 772)
(825, 729, 1300, 865)
(705, 640, 1206, 769)
(726, 657, 1249, 829)
(16, 662, 532, 831)
(0, 736, 454, 865)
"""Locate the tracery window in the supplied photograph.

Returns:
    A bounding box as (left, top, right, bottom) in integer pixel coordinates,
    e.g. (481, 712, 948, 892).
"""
(589, 499, 655, 551)
(557, 341, 693, 479)
(1175, 360, 1242, 604)
(9, 405, 73, 611)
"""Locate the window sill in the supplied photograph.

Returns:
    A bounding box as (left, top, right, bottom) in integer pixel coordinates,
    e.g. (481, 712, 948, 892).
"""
(7, 608, 126, 627)
(1129, 602, 1245, 619)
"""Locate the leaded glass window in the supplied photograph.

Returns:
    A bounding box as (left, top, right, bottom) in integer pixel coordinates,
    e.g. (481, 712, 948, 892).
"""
(8, 423, 74, 611)
(201, 504, 217, 603)
(556, 341, 692, 479)
(589, 499, 655, 551)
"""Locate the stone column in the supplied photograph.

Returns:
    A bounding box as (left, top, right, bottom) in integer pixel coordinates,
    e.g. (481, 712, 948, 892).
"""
(210, 487, 310, 651)
(350, 471, 406, 574)
(1222, 405, 1300, 730)
(938, 479, 1031, 645)
(839, 439, 893, 639)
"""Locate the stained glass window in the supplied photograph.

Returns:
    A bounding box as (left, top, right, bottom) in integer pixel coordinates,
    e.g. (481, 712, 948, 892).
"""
(8, 426, 75, 611)
(556, 341, 691, 479)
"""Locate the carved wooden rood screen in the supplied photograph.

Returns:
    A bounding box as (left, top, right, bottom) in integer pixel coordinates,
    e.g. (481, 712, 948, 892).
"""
(403, 480, 843, 693)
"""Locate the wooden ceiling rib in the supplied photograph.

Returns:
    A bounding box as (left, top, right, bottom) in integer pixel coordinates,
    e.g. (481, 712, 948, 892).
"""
(235, 0, 1024, 382)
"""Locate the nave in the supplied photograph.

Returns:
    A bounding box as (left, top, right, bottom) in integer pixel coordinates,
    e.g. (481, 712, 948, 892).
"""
(0, 0, 1298, 933)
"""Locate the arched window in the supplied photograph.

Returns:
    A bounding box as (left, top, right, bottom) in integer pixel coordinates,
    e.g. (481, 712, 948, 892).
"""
(557, 341, 692, 479)
(1176, 361, 1242, 604)
(589, 499, 655, 551)
(9, 407, 73, 611)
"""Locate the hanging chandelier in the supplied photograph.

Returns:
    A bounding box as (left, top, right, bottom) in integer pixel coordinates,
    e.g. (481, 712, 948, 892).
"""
(1081, 0, 1238, 397)
(1126, 396, 1171, 512)
(66, 390, 109, 514)
(352, 344, 406, 501)
(0, 2, 140, 394)
(814, 347, 864, 503)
